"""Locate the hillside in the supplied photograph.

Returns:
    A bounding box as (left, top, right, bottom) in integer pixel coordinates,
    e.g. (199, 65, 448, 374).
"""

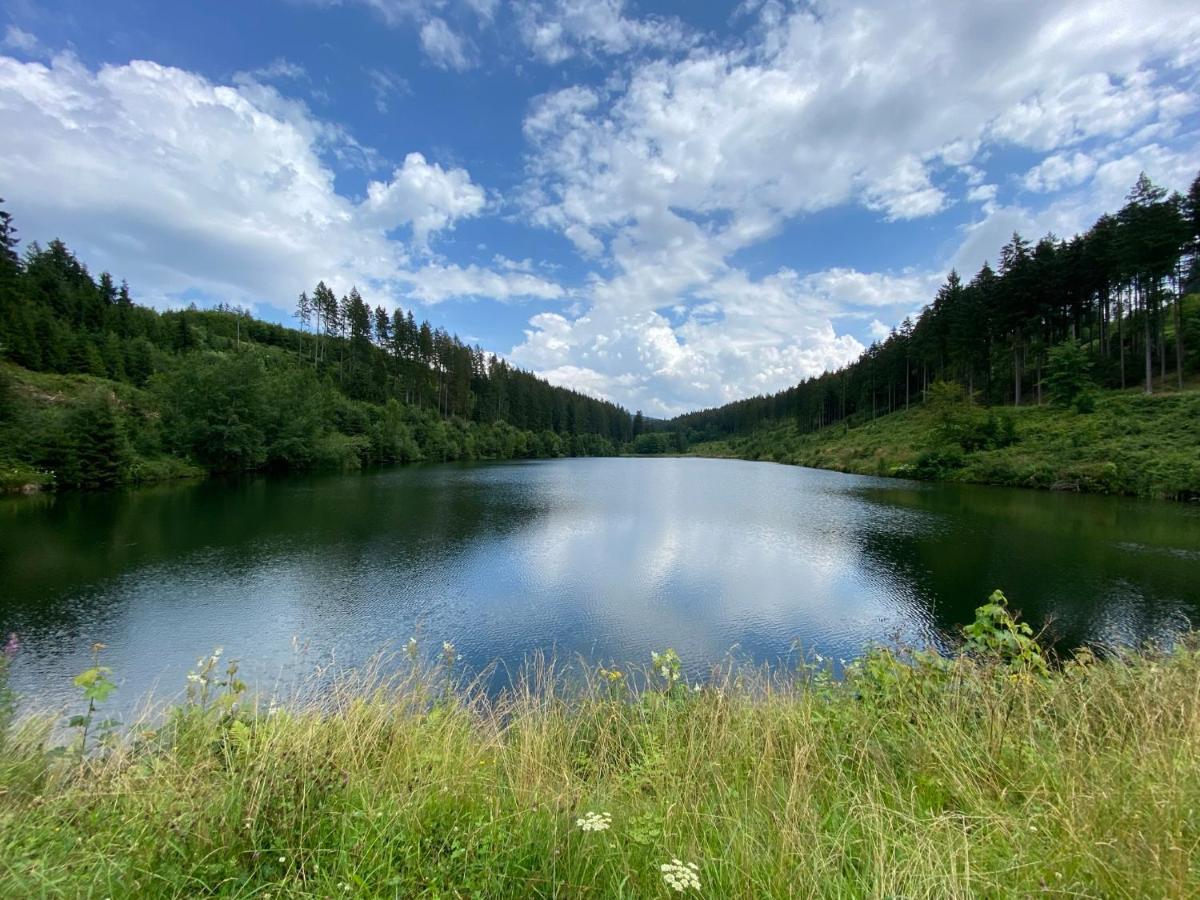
(0, 353, 607, 494)
(0, 213, 634, 493)
(691, 383, 1200, 500)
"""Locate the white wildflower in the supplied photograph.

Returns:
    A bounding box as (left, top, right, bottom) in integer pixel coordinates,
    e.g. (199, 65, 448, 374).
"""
(660, 859, 701, 893)
(575, 811, 612, 833)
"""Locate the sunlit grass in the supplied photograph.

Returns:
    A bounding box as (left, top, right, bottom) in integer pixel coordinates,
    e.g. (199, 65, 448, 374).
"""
(0, 628, 1198, 897)
(694, 384, 1200, 499)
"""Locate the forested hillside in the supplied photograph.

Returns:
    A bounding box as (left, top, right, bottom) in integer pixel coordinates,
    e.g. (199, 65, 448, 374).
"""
(667, 172, 1200, 444)
(0, 203, 632, 491)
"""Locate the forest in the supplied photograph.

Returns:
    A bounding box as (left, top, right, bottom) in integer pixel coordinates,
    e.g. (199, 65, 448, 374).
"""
(0, 202, 635, 489)
(3, 171, 1198, 490)
(664, 172, 1200, 445)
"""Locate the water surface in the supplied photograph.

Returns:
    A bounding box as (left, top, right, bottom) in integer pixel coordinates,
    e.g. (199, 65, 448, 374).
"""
(2, 458, 1198, 711)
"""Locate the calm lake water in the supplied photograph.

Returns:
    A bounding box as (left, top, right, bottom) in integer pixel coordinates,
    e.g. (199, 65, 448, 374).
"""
(2, 457, 1199, 712)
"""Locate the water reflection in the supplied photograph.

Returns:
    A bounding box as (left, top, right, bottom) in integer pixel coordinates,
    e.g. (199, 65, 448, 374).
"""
(1, 458, 1198, 712)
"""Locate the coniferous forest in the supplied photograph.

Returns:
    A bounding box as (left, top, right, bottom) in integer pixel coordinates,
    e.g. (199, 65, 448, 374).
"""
(665, 172, 1200, 443)
(2, 171, 1199, 492)
(0, 202, 634, 490)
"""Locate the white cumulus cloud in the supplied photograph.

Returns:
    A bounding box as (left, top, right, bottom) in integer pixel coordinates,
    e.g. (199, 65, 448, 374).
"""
(362, 152, 486, 248)
(0, 52, 559, 312)
(510, 0, 1200, 412)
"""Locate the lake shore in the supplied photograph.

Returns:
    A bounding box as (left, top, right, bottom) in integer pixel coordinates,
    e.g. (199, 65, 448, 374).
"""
(1, 613, 1198, 898)
(689, 384, 1200, 501)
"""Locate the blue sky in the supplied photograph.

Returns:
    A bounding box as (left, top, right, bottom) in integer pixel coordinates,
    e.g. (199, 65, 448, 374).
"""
(2, 1, 1198, 414)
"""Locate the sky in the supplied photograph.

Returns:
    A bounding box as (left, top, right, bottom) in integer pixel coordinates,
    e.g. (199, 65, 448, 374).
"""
(1, 1, 1198, 416)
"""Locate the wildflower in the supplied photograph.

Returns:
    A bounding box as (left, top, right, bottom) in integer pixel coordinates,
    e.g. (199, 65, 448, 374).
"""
(660, 859, 701, 893)
(405, 636, 418, 659)
(575, 811, 612, 832)
(3, 633, 18, 657)
(278, 856, 286, 864)
(651, 648, 682, 685)
(441, 641, 457, 666)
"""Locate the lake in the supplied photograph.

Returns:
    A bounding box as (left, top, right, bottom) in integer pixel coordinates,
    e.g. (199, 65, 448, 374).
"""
(2, 457, 1198, 712)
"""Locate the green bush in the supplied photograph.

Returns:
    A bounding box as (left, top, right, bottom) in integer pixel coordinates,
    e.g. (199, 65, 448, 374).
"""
(1046, 339, 1097, 412)
(913, 446, 965, 478)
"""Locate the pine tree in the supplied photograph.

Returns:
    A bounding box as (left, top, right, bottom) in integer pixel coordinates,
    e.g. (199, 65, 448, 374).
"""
(172, 312, 195, 352)
(0, 198, 19, 280)
(57, 398, 126, 488)
(294, 291, 310, 360)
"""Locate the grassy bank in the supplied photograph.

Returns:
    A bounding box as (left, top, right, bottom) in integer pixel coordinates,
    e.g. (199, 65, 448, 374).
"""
(1, 598, 1198, 897)
(692, 384, 1200, 500)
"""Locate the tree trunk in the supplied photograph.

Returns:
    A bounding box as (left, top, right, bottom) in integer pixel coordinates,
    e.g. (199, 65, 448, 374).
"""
(1117, 293, 1125, 388)
(1177, 289, 1186, 391)
(1143, 285, 1153, 395)
(1013, 329, 1021, 407)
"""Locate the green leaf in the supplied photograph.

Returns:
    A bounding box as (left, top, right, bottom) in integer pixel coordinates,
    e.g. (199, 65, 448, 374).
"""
(85, 679, 117, 702)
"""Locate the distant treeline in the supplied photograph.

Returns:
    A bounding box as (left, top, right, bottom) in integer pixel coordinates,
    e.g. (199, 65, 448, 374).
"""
(0, 202, 635, 487)
(665, 172, 1200, 443)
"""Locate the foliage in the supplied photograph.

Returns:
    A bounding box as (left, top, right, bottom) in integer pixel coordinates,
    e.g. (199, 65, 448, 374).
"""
(68, 643, 118, 757)
(926, 380, 1018, 452)
(961, 589, 1048, 674)
(650, 647, 682, 691)
(1045, 338, 1097, 412)
(0, 615, 1199, 896)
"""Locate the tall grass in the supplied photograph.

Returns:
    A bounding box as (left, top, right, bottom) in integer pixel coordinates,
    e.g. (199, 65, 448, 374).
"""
(0, 617, 1198, 897)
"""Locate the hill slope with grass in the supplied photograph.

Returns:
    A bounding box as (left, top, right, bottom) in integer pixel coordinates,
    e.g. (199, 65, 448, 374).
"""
(691, 383, 1200, 500)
